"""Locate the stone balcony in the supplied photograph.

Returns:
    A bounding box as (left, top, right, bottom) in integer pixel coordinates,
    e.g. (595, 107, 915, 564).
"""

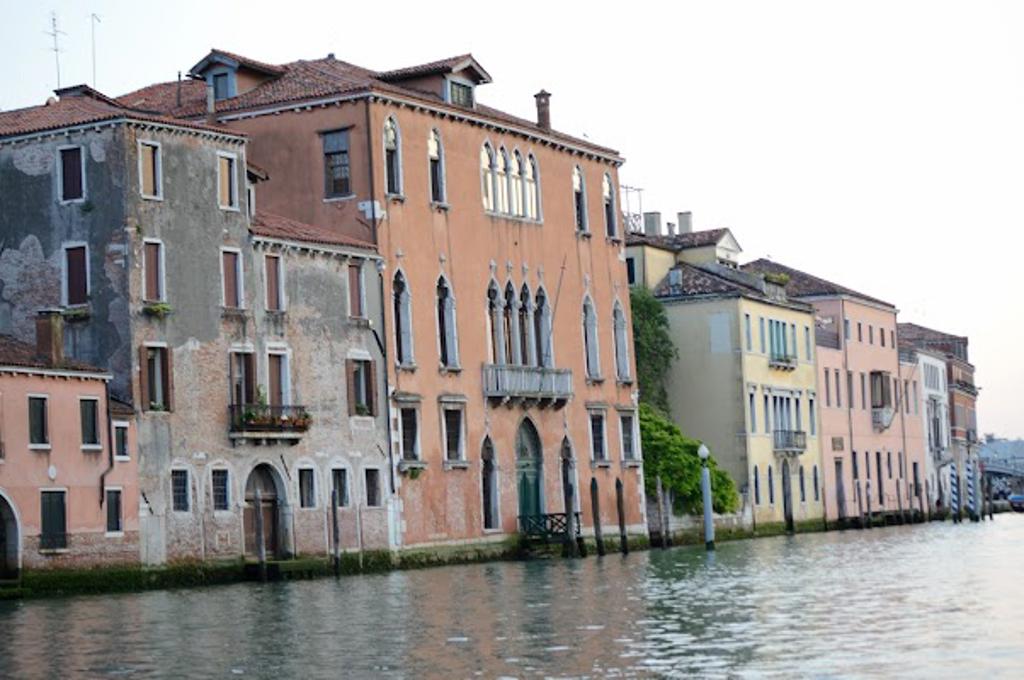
(768, 352, 798, 370)
(229, 404, 311, 446)
(483, 364, 572, 409)
(773, 430, 807, 453)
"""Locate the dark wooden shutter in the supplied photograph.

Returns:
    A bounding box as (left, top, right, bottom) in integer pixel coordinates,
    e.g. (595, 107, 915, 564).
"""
(368, 360, 378, 416)
(348, 264, 362, 317)
(65, 246, 87, 305)
(268, 354, 283, 407)
(222, 252, 239, 308)
(61, 148, 83, 200)
(139, 346, 150, 410)
(244, 353, 256, 405)
(163, 348, 174, 412)
(144, 242, 161, 301)
(345, 359, 356, 416)
(265, 255, 280, 311)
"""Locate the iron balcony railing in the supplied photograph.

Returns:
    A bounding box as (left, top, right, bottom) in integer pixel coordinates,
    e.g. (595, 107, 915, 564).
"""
(768, 352, 798, 370)
(483, 364, 573, 402)
(229, 404, 312, 433)
(519, 512, 582, 541)
(773, 430, 807, 452)
(39, 532, 67, 550)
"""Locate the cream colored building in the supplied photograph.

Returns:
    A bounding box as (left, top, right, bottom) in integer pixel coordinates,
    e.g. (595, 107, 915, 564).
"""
(627, 226, 824, 528)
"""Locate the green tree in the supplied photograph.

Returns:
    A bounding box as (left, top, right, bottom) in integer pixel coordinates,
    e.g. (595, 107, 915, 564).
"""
(640, 404, 739, 514)
(629, 286, 677, 414)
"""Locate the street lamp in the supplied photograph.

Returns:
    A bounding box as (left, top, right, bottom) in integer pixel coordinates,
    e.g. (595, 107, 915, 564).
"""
(698, 443, 715, 551)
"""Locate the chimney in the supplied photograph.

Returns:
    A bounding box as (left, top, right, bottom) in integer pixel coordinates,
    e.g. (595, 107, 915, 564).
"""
(643, 211, 661, 236)
(206, 81, 216, 122)
(176, 71, 182, 108)
(35, 309, 64, 367)
(677, 211, 693, 234)
(666, 222, 677, 236)
(534, 90, 551, 130)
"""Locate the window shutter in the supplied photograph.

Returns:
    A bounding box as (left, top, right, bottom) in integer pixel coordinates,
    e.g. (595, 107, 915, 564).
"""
(144, 242, 161, 301)
(244, 353, 256, 405)
(346, 359, 356, 416)
(265, 255, 280, 311)
(142, 145, 157, 195)
(66, 246, 88, 305)
(139, 346, 150, 409)
(163, 348, 174, 412)
(219, 157, 231, 206)
(369, 360, 379, 417)
(222, 252, 239, 307)
(268, 354, 283, 407)
(61, 148, 83, 200)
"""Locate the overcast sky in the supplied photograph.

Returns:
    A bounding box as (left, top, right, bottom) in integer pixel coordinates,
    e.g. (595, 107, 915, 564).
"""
(2, 0, 1020, 437)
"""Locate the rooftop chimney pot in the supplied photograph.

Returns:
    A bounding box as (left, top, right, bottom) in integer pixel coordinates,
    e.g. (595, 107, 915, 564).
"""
(534, 90, 551, 130)
(677, 211, 693, 234)
(35, 309, 64, 367)
(205, 81, 215, 120)
(643, 211, 662, 236)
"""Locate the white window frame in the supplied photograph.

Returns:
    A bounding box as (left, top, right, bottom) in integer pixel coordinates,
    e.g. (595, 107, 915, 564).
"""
(266, 344, 293, 407)
(219, 246, 245, 309)
(113, 420, 131, 461)
(330, 465, 351, 507)
(588, 409, 608, 464)
(104, 486, 124, 536)
(27, 393, 51, 450)
(398, 405, 420, 461)
(170, 467, 192, 514)
(143, 341, 170, 411)
(573, 165, 588, 233)
(445, 75, 477, 107)
(142, 238, 167, 303)
(56, 144, 87, 204)
(264, 253, 286, 312)
(383, 116, 404, 197)
(619, 410, 639, 461)
(363, 465, 383, 507)
(298, 466, 317, 509)
(216, 151, 239, 211)
(210, 467, 232, 514)
(79, 396, 103, 451)
(61, 241, 91, 307)
(348, 260, 365, 319)
(440, 403, 466, 463)
(138, 140, 164, 200)
(427, 128, 447, 204)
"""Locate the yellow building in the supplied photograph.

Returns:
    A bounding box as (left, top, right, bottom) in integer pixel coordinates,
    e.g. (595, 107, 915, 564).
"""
(626, 226, 824, 528)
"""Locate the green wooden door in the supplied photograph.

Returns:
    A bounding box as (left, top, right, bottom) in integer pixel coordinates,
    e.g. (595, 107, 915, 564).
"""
(516, 420, 543, 521)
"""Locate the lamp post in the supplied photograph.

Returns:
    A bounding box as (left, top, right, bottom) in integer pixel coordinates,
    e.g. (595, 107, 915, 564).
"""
(699, 443, 715, 551)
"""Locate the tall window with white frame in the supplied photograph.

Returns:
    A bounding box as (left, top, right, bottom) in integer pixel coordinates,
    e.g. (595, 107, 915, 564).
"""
(221, 249, 243, 309)
(323, 130, 350, 198)
(573, 166, 587, 232)
(428, 130, 445, 203)
(106, 488, 123, 533)
(29, 396, 49, 448)
(265, 254, 283, 312)
(347, 358, 375, 416)
(299, 468, 315, 508)
(442, 405, 464, 462)
(212, 469, 230, 511)
(400, 406, 418, 461)
(620, 412, 637, 461)
(332, 468, 349, 507)
(218, 154, 238, 209)
(603, 173, 616, 238)
(524, 154, 540, 219)
(613, 302, 630, 382)
(143, 240, 165, 303)
(510, 151, 524, 216)
(80, 398, 100, 450)
(64, 244, 88, 307)
(143, 346, 171, 411)
(393, 271, 413, 366)
(384, 118, 401, 196)
(436, 277, 458, 369)
(583, 297, 600, 379)
(139, 141, 162, 199)
(495, 148, 509, 213)
(59, 146, 85, 202)
(171, 469, 189, 512)
(481, 143, 496, 211)
(590, 411, 607, 462)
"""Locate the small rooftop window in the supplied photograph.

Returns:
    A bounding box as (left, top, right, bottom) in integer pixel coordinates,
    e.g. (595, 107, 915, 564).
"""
(449, 81, 474, 107)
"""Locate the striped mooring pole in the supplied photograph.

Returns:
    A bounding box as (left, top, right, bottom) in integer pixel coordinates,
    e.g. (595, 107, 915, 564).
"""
(966, 461, 977, 521)
(950, 466, 960, 523)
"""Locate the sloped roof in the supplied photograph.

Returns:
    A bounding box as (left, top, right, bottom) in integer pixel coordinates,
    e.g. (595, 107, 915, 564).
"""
(250, 211, 375, 251)
(0, 85, 241, 140)
(625, 228, 731, 252)
(377, 54, 492, 83)
(653, 261, 811, 312)
(116, 51, 618, 158)
(742, 258, 894, 308)
(0, 334, 105, 374)
(897, 322, 967, 344)
(191, 48, 287, 77)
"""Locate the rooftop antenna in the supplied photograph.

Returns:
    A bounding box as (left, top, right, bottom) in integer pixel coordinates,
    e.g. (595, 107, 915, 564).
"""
(90, 13, 102, 88)
(621, 184, 644, 233)
(44, 11, 67, 89)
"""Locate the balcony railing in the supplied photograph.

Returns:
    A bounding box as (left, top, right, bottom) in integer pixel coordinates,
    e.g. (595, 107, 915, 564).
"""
(953, 379, 978, 396)
(773, 430, 807, 453)
(229, 404, 312, 434)
(519, 512, 582, 541)
(872, 406, 894, 431)
(483, 364, 572, 408)
(768, 352, 798, 370)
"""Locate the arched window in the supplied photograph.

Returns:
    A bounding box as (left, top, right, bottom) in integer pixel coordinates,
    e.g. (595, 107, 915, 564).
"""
(481, 437, 499, 530)
(436, 276, 458, 368)
(613, 301, 630, 381)
(583, 296, 600, 378)
(510, 151, 524, 217)
(393, 271, 413, 365)
(799, 465, 807, 502)
(428, 130, 445, 203)
(603, 173, 616, 238)
(534, 288, 553, 368)
(524, 154, 540, 220)
(495, 147, 509, 214)
(504, 282, 520, 365)
(480, 143, 496, 211)
(487, 282, 505, 364)
(384, 117, 402, 196)
(754, 465, 761, 505)
(573, 166, 587, 232)
(519, 284, 534, 366)
(768, 465, 775, 504)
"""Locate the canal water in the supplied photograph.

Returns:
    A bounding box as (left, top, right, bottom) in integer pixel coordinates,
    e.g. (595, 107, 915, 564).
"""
(1, 517, 1021, 679)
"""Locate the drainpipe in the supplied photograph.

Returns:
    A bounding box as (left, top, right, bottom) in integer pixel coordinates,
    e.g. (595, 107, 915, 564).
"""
(841, 298, 856, 525)
(98, 381, 116, 506)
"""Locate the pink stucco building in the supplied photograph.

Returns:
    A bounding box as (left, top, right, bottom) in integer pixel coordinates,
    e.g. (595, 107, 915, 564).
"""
(0, 312, 138, 577)
(744, 261, 927, 524)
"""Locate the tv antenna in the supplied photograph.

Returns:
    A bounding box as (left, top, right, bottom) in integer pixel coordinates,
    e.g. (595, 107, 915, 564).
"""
(44, 11, 67, 89)
(90, 13, 102, 88)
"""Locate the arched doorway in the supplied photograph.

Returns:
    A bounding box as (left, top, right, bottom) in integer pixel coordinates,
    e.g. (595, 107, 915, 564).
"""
(0, 492, 19, 579)
(244, 464, 283, 558)
(781, 459, 795, 532)
(516, 419, 543, 522)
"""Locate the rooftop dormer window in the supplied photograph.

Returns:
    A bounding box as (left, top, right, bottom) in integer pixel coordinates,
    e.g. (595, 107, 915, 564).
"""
(213, 73, 231, 100)
(449, 80, 474, 107)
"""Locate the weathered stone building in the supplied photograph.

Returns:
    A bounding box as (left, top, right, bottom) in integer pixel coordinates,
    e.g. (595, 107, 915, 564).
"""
(117, 49, 647, 549)
(0, 86, 392, 566)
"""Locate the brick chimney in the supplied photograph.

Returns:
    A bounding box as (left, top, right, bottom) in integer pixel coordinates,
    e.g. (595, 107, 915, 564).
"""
(534, 90, 551, 130)
(35, 309, 64, 366)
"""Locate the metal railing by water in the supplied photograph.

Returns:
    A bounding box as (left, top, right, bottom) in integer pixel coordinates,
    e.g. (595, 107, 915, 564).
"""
(518, 512, 582, 541)
(773, 430, 807, 452)
(483, 364, 572, 404)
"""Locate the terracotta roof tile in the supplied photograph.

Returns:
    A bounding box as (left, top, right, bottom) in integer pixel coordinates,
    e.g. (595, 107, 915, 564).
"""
(742, 258, 894, 308)
(204, 48, 286, 76)
(625, 228, 730, 252)
(0, 334, 105, 374)
(250, 211, 375, 251)
(0, 85, 241, 140)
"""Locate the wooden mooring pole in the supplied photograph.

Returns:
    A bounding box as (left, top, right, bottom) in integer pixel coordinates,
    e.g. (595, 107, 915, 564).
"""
(615, 478, 628, 555)
(331, 488, 341, 577)
(562, 463, 577, 558)
(590, 477, 605, 557)
(254, 487, 267, 583)
(655, 476, 667, 548)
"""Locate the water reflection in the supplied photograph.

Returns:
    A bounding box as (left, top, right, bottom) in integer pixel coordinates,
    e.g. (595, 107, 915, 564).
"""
(0, 518, 1021, 678)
